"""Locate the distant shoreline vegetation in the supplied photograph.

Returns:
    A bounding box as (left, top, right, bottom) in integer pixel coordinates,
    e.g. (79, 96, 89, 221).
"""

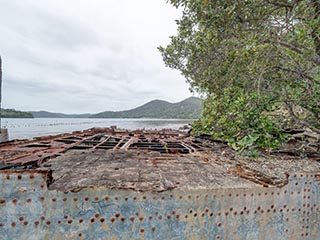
(1, 108, 33, 118)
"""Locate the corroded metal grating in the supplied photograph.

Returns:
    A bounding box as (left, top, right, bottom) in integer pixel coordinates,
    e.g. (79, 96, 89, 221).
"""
(0, 128, 210, 169)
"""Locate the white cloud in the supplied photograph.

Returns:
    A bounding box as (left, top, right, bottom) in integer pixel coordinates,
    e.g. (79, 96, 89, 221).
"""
(0, 0, 192, 113)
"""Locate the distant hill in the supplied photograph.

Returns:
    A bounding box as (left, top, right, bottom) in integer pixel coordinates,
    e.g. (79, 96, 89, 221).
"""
(30, 111, 91, 118)
(1, 108, 33, 118)
(29, 97, 202, 119)
(90, 97, 202, 119)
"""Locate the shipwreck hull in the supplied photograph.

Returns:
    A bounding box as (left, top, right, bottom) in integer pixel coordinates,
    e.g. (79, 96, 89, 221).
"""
(0, 171, 319, 240)
(0, 128, 319, 239)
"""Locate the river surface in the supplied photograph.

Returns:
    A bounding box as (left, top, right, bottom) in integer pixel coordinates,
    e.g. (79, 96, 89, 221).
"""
(1, 118, 193, 140)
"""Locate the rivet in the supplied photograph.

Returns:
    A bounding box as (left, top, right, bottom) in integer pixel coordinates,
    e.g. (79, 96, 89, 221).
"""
(73, 198, 78, 202)
(58, 220, 61, 224)
(52, 198, 56, 202)
(68, 220, 73, 224)
(115, 212, 120, 218)
(63, 198, 67, 202)
(193, 213, 197, 217)
(158, 216, 162, 220)
(23, 221, 28, 226)
(79, 219, 84, 223)
(140, 229, 144, 233)
(41, 216, 45, 221)
(121, 217, 126, 222)
(139, 217, 144, 222)
(17, 175, 22, 180)
(84, 197, 89, 201)
(46, 220, 51, 225)
(152, 227, 156, 232)
(95, 213, 100, 218)
(19, 216, 24, 221)
(0, 199, 6, 204)
(148, 216, 152, 221)
(6, 175, 10, 180)
(78, 233, 83, 238)
(34, 221, 39, 226)
(27, 199, 32, 203)
(210, 212, 213, 217)
(104, 197, 109, 201)
(0, 223, 3, 227)
(125, 197, 128, 201)
(94, 197, 99, 201)
(218, 223, 222, 227)
(100, 218, 105, 223)
(64, 215, 68, 219)
(90, 218, 95, 223)
(11, 222, 16, 227)
(130, 217, 135, 222)
(176, 214, 180, 219)
(229, 208, 233, 212)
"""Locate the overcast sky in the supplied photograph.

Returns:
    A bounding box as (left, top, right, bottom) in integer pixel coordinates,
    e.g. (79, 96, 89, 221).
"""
(0, 0, 192, 113)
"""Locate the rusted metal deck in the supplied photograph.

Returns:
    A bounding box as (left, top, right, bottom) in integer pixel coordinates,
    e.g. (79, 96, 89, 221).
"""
(0, 127, 319, 239)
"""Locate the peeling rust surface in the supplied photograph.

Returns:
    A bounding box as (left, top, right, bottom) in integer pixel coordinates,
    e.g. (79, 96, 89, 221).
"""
(0, 127, 319, 191)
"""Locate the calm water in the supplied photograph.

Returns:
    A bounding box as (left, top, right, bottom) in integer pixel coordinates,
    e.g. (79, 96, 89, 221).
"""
(1, 118, 194, 140)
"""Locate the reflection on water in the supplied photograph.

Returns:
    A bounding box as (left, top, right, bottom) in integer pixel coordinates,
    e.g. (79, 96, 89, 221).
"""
(2, 118, 194, 140)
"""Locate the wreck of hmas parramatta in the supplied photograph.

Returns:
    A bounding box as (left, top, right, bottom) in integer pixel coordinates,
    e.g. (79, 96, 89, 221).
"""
(0, 127, 319, 240)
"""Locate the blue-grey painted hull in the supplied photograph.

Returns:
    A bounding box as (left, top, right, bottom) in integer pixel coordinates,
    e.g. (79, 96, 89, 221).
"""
(0, 171, 319, 240)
